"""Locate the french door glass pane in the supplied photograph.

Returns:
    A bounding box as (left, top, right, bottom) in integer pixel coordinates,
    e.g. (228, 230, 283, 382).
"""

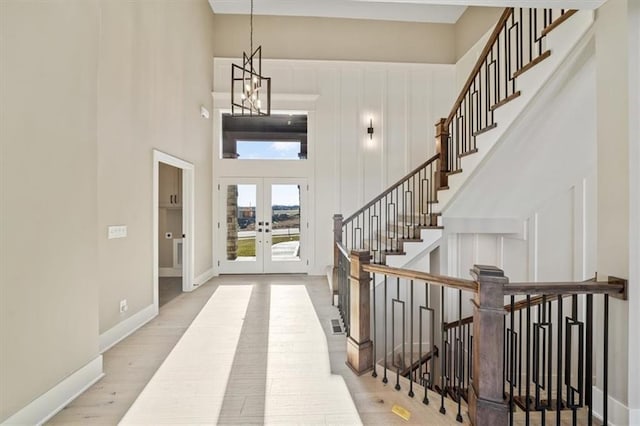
(226, 184, 257, 261)
(270, 184, 301, 262)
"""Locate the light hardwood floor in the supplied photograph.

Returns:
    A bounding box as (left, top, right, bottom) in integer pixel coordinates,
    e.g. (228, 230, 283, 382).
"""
(47, 275, 465, 425)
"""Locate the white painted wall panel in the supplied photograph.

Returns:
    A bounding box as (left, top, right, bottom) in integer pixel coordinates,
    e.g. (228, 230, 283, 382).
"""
(501, 237, 528, 282)
(385, 69, 408, 185)
(212, 58, 455, 274)
(339, 67, 362, 213)
(362, 69, 385, 202)
(535, 188, 574, 282)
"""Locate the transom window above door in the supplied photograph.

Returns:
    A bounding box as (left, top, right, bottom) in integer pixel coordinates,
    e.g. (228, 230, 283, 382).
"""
(221, 113, 308, 160)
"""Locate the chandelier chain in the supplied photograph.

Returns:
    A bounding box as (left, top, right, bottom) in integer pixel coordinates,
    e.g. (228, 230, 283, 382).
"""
(250, 0, 253, 55)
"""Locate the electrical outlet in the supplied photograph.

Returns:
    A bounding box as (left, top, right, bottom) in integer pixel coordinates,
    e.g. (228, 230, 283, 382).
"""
(119, 299, 128, 313)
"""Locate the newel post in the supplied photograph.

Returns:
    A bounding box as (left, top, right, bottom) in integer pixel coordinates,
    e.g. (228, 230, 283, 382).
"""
(346, 250, 373, 375)
(469, 265, 509, 426)
(333, 214, 343, 266)
(435, 118, 449, 189)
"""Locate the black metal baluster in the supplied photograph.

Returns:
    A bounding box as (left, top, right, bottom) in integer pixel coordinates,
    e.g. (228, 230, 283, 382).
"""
(393, 277, 402, 391)
(457, 290, 463, 422)
(419, 282, 426, 403)
(519, 308, 523, 402)
(529, 9, 534, 65)
(503, 314, 507, 401)
(372, 272, 378, 378)
(503, 18, 509, 102)
(586, 294, 593, 426)
(604, 294, 609, 425)
(409, 280, 415, 397)
(510, 296, 515, 426)
(525, 295, 531, 425)
(519, 8, 523, 71)
(440, 286, 447, 415)
(383, 275, 388, 384)
(557, 295, 563, 425)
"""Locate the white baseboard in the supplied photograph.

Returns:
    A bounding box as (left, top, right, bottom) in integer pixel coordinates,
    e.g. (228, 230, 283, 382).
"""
(2, 356, 103, 426)
(592, 386, 629, 426)
(159, 267, 182, 277)
(194, 267, 214, 286)
(99, 304, 157, 353)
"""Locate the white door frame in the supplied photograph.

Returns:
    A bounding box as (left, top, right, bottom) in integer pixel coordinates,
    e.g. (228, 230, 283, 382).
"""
(153, 150, 195, 310)
(217, 177, 309, 274)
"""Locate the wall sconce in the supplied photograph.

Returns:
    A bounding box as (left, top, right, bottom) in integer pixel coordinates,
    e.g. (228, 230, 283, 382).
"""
(367, 118, 374, 139)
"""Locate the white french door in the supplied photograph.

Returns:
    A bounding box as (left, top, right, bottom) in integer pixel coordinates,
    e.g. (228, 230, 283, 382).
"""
(218, 177, 308, 274)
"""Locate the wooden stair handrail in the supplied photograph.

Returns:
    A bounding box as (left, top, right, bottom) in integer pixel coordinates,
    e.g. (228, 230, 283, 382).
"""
(342, 154, 439, 225)
(444, 277, 627, 331)
(363, 263, 478, 293)
(444, 7, 514, 127)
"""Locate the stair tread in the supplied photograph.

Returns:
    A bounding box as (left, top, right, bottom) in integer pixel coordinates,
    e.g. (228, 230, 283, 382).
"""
(471, 122, 497, 137)
(541, 10, 577, 37)
(490, 91, 521, 111)
(513, 50, 551, 78)
(458, 148, 478, 158)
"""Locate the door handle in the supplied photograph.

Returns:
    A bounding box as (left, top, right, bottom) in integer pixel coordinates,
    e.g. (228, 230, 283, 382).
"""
(265, 222, 270, 226)
(257, 228, 263, 232)
(265, 229, 270, 233)
(258, 221, 264, 225)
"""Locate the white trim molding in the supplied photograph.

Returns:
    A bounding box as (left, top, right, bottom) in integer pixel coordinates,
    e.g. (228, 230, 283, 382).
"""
(1, 356, 103, 426)
(153, 149, 196, 307)
(592, 386, 630, 426)
(159, 267, 182, 278)
(194, 268, 215, 287)
(99, 304, 157, 353)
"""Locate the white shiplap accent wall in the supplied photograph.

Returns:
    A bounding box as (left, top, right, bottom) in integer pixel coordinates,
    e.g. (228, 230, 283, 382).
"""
(212, 58, 455, 275)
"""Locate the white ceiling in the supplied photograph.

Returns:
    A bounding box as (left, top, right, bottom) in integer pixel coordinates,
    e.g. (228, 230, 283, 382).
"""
(209, 0, 607, 24)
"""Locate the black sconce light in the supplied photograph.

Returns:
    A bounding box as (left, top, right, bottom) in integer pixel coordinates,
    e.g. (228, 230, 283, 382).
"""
(367, 118, 374, 139)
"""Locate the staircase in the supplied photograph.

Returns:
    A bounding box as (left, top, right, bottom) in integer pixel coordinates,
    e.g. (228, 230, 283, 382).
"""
(332, 6, 610, 426)
(334, 7, 594, 271)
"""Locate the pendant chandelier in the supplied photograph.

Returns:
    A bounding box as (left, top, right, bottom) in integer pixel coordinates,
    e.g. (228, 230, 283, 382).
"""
(231, 0, 271, 116)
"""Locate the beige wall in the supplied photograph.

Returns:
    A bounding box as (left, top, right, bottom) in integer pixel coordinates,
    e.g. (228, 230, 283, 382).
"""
(628, 1, 640, 421)
(97, 0, 215, 333)
(0, 0, 101, 421)
(0, 0, 215, 420)
(454, 6, 503, 61)
(213, 14, 456, 64)
(595, 0, 630, 406)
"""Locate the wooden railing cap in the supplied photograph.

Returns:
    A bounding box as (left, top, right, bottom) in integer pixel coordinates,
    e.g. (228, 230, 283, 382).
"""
(472, 264, 505, 277)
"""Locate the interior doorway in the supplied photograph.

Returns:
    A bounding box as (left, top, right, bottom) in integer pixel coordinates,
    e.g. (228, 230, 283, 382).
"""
(218, 177, 308, 274)
(153, 150, 194, 311)
(158, 163, 183, 307)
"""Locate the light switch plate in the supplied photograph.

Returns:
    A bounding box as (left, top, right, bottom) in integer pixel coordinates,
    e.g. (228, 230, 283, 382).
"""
(108, 225, 127, 239)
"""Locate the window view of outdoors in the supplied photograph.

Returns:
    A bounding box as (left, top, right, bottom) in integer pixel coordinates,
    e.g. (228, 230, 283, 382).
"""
(225, 184, 300, 261)
(236, 141, 302, 160)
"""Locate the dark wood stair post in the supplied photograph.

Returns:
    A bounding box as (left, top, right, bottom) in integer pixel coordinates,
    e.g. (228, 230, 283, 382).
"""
(333, 214, 343, 266)
(346, 250, 373, 375)
(469, 265, 509, 426)
(435, 118, 449, 190)
(332, 214, 343, 302)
